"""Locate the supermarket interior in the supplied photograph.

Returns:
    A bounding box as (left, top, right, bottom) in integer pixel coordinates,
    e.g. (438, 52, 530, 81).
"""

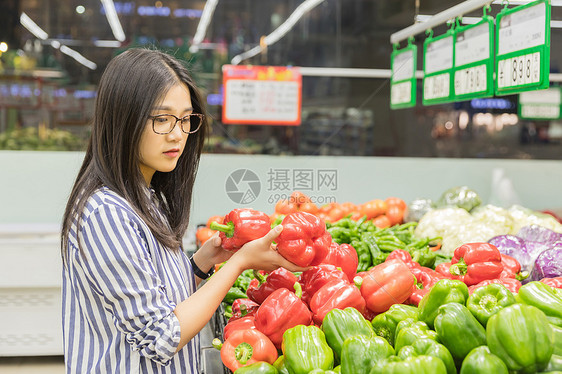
(1, 0, 562, 373)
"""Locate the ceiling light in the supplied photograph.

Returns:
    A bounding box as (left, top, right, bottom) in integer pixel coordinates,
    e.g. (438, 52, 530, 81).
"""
(76, 5, 85, 14)
(0, 42, 8, 53)
(60, 45, 97, 70)
(20, 12, 49, 40)
(231, 0, 326, 64)
(100, 0, 126, 42)
(190, 0, 219, 53)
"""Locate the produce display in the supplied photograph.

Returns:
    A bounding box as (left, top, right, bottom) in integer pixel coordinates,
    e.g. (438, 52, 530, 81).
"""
(202, 188, 562, 373)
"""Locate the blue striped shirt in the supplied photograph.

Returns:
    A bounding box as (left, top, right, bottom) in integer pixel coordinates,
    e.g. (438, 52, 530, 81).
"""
(62, 186, 200, 373)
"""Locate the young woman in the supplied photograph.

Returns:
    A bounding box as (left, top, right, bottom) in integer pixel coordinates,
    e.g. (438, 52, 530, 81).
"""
(61, 48, 304, 373)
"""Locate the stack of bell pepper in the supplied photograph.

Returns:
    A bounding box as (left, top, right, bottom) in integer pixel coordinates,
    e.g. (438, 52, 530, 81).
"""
(215, 277, 562, 373)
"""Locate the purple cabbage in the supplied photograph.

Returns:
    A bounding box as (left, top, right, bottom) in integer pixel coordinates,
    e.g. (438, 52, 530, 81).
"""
(517, 225, 562, 244)
(488, 235, 533, 272)
(529, 242, 562, 281)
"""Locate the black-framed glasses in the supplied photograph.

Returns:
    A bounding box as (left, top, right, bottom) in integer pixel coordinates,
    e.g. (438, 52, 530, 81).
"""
(148, 113, 204, 135)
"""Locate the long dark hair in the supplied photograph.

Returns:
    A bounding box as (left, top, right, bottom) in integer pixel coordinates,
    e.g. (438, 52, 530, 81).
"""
(61, 48, 207, 261)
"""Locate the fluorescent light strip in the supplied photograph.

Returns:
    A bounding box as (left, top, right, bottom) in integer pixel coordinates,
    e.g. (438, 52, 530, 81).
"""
(492, 0, 562, 5)
(231, 0, 326, 65)
(190, 0, 219, 53)
(417, 14, 562, 27)
(20, 13, 49, 40)
(60, 45, 97, 70)
(20, 13, 97, 70)
(94, 40, 122, 47)
(100, 0, 126, 42)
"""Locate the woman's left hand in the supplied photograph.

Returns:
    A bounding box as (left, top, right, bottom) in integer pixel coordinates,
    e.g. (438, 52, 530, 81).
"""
(193, 231, 232, 271)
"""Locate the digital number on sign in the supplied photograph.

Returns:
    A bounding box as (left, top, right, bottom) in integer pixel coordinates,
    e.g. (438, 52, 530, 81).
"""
(424, 73, 450, 100)
(497, 52, 540, 88)
(391, 81, 412, 105)
(454, 65, 487, 95)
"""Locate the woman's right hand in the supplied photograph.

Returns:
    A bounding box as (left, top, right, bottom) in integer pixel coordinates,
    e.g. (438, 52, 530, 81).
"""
(230, 225, 309, 273)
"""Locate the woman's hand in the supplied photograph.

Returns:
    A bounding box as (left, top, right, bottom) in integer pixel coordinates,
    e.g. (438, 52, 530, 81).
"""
(192, 231, 232, 276)
(230, 225, 309, 273)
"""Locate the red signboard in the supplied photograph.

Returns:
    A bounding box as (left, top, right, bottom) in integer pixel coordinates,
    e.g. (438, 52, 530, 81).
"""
(222, 65, 302, 125)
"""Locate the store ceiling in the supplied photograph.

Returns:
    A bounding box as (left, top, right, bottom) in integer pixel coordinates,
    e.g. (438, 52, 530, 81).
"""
(8, 0, 562, 82)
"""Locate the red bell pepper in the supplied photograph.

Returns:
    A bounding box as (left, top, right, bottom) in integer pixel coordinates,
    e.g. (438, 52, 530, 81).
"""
(298, 264, 349, 305)
(308, 277, 366, 325)
(407, 266, 445, 306)
(276, 212, 333, 267)
(386, 249, 419, 269)
(246, 268, 299, 305)
(540, 277, 562, 289)
(320, 242, 359, 282)
(214, 328, 278, 372)
(223, 315, 257, 341)
(359, 259, 416, 313)
(227, 299, 260, 322)
(210, 208, 271, 252)
(254, 282, 313, 348)
(449, 243, 504, 286)
(467, 278, 522, 294)
(499, 254, 529, 281)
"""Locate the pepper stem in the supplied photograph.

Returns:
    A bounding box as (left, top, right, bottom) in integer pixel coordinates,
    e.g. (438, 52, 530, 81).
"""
(293, 282, 303, 299)
(239, 304, 248, 317)
(516, 271, 530, 281)
(209, 221, 235, 238)
(235, 342, 254, 364)
(353, 276, 363, 289)
(253, 269, 267, 284)
(450, 258, 468, 276)
(212, 338, 223, 351)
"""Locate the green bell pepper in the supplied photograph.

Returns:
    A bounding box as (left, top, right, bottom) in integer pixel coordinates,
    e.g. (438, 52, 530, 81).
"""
(553, 324, 562, 356)
(272, 356, 289, 374)
(397, 338, 456, 374)
(308, 370, 338, 374)
(487, 304, 554, 374)
(234, 362, 278, 374)
(369, 355, 448, 374)
(434, 303, 486, 363)
(340, 335, 395, 374)
(516, 281, 562, 327)
(417, 279, 469, 329)
(410, 246, 437, 268)
(394, 318, 439, 353)
(224, 286, 248, 304)
(282, 325, 334, 374)
(545, 355, 562, 372)
(459, 346, 508, 374)
(371, 304, 418, 346)
(466, 283, 516, 327)
(322, 307, 374, 361)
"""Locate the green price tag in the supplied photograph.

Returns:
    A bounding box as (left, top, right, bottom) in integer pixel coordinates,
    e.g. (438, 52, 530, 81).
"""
(391, 44, 417, 109)
(423, 30, 455, 105)
(495, 0, 551, 95)
(519, 87, 561, 120)
(453, 17, 494, 100)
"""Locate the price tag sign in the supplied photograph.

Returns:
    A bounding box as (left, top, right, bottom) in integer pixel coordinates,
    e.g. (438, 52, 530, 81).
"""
(222, 65, 302, 125)
(519, 87, 561, 120)
(495, 0, 551, 95)
(453, 17, 494, 100)
(423, 31, 454, 105)
(391, 44, 417, 109)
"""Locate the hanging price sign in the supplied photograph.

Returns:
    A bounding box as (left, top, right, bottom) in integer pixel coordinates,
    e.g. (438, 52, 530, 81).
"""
(453, 17, 494, 100)
(519, 87, 561, 120)
(391, 43, 417, 109)
(423, 30, 454, 105)
(495, 0, 551, 95)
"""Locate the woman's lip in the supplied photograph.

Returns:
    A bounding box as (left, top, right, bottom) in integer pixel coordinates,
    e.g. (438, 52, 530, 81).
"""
(163, 150, 180, 157)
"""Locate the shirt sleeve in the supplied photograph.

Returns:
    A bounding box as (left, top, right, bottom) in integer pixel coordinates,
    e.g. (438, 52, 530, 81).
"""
(76, 203, 181, 366)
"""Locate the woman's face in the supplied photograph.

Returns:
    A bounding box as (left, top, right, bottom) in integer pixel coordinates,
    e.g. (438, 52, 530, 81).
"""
(138, 82, 193, 185)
